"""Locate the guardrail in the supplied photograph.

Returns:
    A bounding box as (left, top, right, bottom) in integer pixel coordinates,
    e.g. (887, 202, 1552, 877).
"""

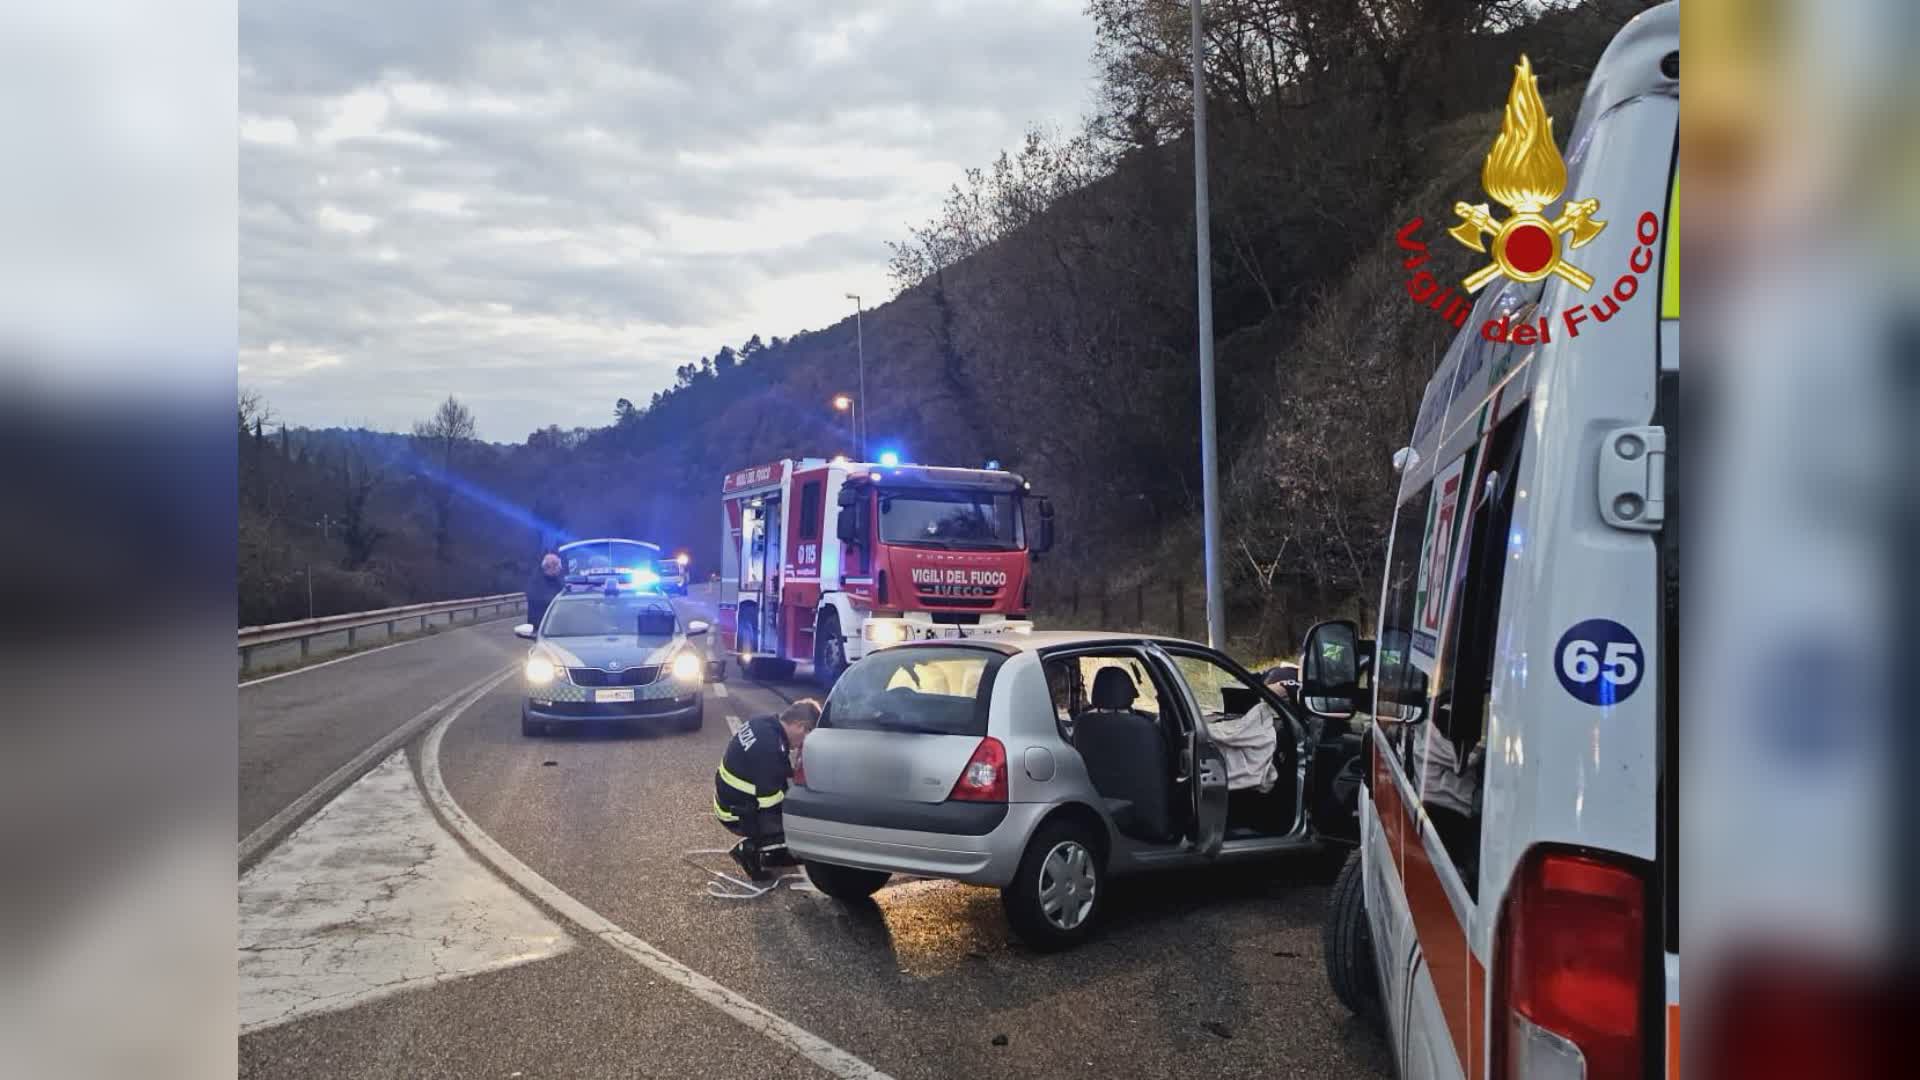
(238, 592, 527, 672)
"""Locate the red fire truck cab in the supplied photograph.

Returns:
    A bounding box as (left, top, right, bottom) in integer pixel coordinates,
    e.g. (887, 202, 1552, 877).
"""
(718, 457, 1054, 683)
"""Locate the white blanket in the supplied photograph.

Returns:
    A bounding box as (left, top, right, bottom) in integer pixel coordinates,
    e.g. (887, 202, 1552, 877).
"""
(1206, 703, 1279, 792)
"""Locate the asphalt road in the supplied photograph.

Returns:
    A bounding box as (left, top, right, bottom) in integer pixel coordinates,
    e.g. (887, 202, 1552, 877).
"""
(237, 592, 1392, 1079)
(238, 616, 523, 838)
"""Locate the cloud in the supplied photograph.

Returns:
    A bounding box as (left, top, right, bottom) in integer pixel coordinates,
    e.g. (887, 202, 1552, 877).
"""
(241, 0, 1098, 440)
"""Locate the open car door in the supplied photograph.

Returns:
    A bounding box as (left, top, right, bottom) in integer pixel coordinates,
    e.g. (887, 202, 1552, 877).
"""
(1144, 643, 1227, 855)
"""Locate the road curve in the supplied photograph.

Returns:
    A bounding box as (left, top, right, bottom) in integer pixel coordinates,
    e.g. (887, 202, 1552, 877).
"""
(237, 590, 1390, 1078)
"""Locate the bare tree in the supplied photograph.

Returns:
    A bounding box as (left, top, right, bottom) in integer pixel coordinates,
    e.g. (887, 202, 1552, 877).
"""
(412, 396, 476, 577)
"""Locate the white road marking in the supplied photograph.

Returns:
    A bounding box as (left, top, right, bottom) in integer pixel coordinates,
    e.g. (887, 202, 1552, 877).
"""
(726, 714, 742, 734)
(239, 666, 514, 867)
(238, 617, 517, 688)
(421, 688, 895, 1080)
(711, 683, 729, 698)
(239, 753, 573, 1033)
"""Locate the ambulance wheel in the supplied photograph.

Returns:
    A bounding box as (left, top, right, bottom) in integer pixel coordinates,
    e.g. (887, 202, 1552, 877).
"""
(803, 861, 890, 902)
(813, 610, 848, 687)
(1326, 848, 1383, 1029)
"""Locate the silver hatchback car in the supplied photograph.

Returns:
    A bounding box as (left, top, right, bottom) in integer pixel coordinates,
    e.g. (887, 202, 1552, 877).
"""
(785, 631, 1362, 949)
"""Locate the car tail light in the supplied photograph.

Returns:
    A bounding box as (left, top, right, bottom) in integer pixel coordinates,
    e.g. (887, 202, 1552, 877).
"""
(1021, 575, 1030, 610)
(1492, 847, 1648, 1080)
(947, 737, 1007, 802)
(877, 569, 889, 605)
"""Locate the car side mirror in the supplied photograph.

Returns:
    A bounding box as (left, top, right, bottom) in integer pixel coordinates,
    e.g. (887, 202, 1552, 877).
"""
(1301, 618, 1362, 719)
(1032, 498, 1055, 556)
(686, 619, 710, 636)
(514, 623, 536, 640)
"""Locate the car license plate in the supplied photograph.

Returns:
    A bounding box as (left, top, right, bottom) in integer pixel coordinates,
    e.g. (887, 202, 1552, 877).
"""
(596, 688, 635, 703)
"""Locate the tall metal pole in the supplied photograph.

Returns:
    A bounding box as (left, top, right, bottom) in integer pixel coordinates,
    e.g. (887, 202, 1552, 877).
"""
(847, 294, 867, 460)
(1191, 0, 1225, 650)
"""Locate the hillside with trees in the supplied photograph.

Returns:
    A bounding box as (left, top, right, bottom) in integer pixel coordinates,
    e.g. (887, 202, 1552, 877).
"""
(240, 0, 1651, 652)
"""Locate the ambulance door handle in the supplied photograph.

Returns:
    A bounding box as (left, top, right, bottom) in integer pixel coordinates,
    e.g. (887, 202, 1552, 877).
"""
(1597, 426, 1666, 532)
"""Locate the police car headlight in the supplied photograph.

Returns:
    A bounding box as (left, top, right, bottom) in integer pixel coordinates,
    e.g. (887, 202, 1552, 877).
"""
(525, 656, 557, 684)
(867, 622, 905, 645)
(670, 651, 703, 682)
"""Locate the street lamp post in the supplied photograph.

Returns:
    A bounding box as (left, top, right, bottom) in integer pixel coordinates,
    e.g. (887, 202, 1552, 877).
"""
(832, 393, 858, 458)
(845, 293, 866, 460)
(1191, 0, 1225, 650)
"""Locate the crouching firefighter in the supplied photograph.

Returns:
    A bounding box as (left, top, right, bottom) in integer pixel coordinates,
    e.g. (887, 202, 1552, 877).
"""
(713, 699, 821, 882)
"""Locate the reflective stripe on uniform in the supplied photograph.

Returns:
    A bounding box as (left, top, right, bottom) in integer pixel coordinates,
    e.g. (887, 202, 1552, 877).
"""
(712, 797, 739, 822)
(758, 789, 784, 809)
(717, 764, 756, 796)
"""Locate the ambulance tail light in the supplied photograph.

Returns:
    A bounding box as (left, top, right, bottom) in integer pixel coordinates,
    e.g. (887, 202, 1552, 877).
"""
(1492, 847, 1648, 1080)
(947, 737, 1007, 802)
(1698, 955, 1900, 1080)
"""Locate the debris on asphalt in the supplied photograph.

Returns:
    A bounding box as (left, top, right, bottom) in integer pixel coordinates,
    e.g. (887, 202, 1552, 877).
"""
(1203, 1021, 1234, 1040)
(1272, 949, 1301, 958)
(542, 760, 557, 766)
(991, 1034, 1009, 1047)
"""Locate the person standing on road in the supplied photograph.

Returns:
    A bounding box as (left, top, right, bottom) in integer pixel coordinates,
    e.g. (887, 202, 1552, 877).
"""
(525, 552, 565, 629)
(713, 698, 821, 882)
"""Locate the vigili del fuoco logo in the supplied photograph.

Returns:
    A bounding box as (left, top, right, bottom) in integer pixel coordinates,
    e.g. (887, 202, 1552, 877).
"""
(1395, 55, 1660, 339)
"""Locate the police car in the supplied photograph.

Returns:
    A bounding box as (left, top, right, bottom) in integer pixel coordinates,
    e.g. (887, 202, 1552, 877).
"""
(514, 579, 711, 736)
(655, 552, 691, 596)
(557, 537, 667, 589)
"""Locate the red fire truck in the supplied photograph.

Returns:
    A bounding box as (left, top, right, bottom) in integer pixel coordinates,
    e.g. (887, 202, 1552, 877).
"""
(718, 457, 1055, 683)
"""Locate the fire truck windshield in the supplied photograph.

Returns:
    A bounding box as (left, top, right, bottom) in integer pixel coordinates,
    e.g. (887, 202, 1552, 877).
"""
(878, 488, 1022, 550)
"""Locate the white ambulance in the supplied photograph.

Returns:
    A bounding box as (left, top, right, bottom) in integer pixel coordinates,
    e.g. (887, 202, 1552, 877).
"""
(1306, 4, 1678, 1078)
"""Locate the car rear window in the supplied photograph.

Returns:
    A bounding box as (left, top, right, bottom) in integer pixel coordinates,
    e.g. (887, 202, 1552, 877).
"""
(822, 646, 1002, 736)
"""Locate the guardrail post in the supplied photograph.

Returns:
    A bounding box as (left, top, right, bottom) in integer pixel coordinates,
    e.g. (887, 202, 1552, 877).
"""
(346, 626, 357, 648)
(387, 619, 395, 638)
(299, 636, 310, 660)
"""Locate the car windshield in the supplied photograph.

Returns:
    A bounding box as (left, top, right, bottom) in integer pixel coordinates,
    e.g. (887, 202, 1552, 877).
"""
(559, 540, 659, 577)
(823, 647, 1000, 736)
(542, 595, 678, 638)
(877, 488, 1021, 550)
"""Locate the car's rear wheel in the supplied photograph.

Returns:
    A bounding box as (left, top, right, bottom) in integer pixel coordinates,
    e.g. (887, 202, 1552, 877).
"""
(1002, 821, 1105, 951)
(803, 861, 890, 901)
(1325, 848, 1383, 1030)
(813, 610, 847, 687)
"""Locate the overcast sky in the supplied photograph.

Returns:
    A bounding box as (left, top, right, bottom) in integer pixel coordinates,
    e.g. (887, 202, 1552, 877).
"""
(239, 1, 1099, 442)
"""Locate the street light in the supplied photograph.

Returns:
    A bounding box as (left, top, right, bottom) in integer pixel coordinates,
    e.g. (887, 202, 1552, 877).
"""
(832, 393, 858, 459)
(845, 293, 866, 460)
(1190, 0, 1225, 650)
